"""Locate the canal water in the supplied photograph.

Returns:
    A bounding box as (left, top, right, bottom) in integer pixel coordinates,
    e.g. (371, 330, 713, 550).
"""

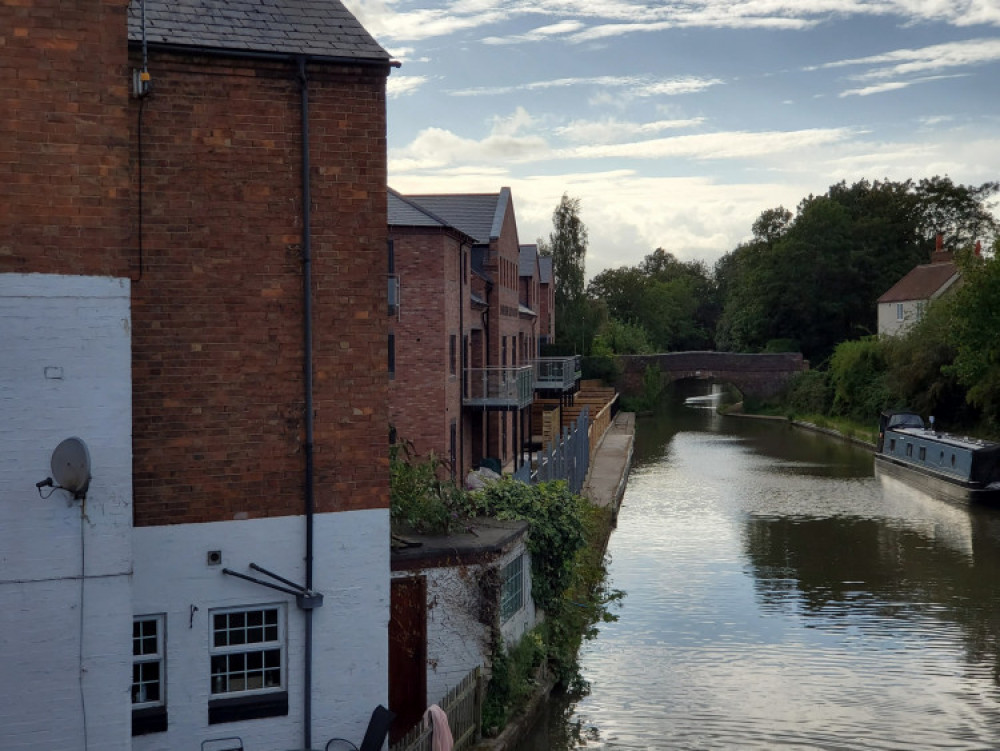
(525, 385, 1000, 749)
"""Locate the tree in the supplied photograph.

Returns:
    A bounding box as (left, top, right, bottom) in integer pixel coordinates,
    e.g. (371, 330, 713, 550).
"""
(539, 194, 589, 352)
(587, 248, 718, 352)
(946, 245, 1000, 428)
(714, 177, 998, 362)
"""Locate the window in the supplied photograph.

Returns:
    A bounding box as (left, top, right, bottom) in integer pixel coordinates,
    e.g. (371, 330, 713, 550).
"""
(906, 443, 913, 457)
(449, 334, 457, 376)
(210, 606, 283, 696)
(133, 615, 167, 735)
(500, 554, 525, 623)
(919, 446, 926, 460)
(449, 421, 457, 480)
(896, 303, 904, 321)
(388, 240, 399, 317)
(208, 605, 287, 724)
(388, 333, 395, 380)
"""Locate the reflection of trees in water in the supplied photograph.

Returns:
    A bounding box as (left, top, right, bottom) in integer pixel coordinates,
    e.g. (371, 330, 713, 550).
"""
(632, 382, 874, 477)
(744, 510, 1000, 683)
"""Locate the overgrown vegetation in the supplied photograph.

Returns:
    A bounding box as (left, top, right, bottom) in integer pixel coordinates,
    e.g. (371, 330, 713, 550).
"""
(760, 246, 1000, 440)
(480, 502, 622, 734)
(388, 439, 463, 534)
(389, 447, 623, 735)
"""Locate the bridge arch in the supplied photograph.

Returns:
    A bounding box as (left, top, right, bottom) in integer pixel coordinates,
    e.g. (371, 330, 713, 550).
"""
(619, 351, 807, 402)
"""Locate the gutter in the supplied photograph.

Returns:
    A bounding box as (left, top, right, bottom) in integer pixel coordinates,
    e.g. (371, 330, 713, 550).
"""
(297, 56, 317, 751)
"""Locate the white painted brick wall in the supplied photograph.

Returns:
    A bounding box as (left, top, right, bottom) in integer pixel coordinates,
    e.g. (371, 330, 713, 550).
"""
(131, 509, 390, 751)
(0, 273, 133, 751)
(397, 542, 537, 707)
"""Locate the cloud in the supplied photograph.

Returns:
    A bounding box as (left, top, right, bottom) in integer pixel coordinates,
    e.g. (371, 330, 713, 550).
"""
(818, 37, 1000, 80)
(482, 19, 586, 45)
(387, 75, 429, 98)
(557, 128, 856, 161)
(343, 0, 1000, 46)
(838, 73, 968, 97)
(449, 75, 723, 98)
(555, 117, 706, 144)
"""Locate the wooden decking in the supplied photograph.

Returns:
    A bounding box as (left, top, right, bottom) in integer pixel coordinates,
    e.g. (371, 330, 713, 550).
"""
(531, 380, 619, 459)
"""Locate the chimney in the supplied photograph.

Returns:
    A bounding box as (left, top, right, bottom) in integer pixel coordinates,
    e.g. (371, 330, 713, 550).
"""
(930, 232, 951, 264)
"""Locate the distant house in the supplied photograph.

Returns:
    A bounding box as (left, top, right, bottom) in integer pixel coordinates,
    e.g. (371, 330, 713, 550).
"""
(390, 188, 535, 475)
(0, 2, 393, 750)
(518, 243, 541, 363)
(537, 253, 556, 347)
(387, 189, 478, 481)
(877, 237, 961, 337)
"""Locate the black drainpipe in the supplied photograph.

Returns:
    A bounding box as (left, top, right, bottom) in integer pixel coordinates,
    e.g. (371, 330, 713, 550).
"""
(297, 55, 316, 751)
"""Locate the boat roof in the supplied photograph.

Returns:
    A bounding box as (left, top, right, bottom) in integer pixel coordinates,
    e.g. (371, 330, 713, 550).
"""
(887, 424, 999, 453)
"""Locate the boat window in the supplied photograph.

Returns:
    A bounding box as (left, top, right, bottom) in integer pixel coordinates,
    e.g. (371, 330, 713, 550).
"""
(906, 444, 913, 457)
(889, 439, 896, 451)
(919, 447, 926, 460)
(951, 454, 956, 467)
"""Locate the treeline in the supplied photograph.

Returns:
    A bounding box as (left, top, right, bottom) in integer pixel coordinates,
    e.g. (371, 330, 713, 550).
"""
(539, 177, 1000, 433)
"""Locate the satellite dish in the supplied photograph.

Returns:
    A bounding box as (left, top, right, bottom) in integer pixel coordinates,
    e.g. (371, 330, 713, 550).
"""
(51, 437, 91, 499)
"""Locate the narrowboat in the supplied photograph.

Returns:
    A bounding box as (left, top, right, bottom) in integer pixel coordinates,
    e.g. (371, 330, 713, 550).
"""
(874, 410, 1000, 503)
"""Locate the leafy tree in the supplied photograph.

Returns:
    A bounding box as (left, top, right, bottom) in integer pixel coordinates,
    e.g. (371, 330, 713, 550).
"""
(587, 248, 717, 352)
(827, 337, 893, 422)
(539, 194, 588, 351)
(946, 245, 1000, 428)
(714, 177, 998, 362)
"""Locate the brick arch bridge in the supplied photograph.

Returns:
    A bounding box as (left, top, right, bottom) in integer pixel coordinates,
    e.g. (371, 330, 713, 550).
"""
(619, 351, 807, 401)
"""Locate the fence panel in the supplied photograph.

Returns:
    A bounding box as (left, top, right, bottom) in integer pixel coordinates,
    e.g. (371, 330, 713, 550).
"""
(391, 667, 482, 751)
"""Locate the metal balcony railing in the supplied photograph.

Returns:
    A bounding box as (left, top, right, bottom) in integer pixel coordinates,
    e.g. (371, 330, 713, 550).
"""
(463, 366, 533, 409)
(533, 355, 582, 391)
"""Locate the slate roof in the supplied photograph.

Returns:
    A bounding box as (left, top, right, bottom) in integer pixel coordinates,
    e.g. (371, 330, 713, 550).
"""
(388, 189, 478, 248)
(538, 255, 553, 284)
(127, 0, 389, 62)
(877, 260, 960, 304)
(519, 244, 538, 277)
(401, 189, 510, 245)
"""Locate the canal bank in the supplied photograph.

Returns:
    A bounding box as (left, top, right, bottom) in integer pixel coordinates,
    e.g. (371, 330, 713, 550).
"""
(472, 411, 636, 751)
(724, 406, 877, 450)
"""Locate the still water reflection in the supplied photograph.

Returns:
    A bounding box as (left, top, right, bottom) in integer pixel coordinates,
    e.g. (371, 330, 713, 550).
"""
(528, 388, 1000, 749)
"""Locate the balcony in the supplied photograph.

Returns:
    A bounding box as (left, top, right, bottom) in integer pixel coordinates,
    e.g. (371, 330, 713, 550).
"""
(533, 356, 582, 392)
(464, 366, 534, 409)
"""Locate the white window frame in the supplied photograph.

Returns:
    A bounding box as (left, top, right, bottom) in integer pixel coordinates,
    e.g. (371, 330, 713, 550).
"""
(896, 302, 904, 321)
(500, 554, 525, 623)
(209, 604, 286, 698)
(132, 614, 166, 709)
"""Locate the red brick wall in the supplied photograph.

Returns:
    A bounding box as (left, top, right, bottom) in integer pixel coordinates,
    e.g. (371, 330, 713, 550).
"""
(127, 52, 388, 524)
(0, 0, 131, 275)
(2, 9, 388, 522)
(484, 203, 524, 463)
(388, 227, 464, 469)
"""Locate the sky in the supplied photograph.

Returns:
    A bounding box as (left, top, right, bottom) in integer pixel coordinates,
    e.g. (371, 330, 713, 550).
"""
(342, 0, 1000, 281)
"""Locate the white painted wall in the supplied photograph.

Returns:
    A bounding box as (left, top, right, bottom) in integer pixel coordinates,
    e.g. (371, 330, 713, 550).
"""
(0, 273, 134, 751)
(396, 541, 536, 707)
(131, 509, 390, 751)
(878, 300, 923, 337)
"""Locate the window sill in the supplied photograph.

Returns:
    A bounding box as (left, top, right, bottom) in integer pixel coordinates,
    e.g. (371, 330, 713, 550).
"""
(132, 706, 168, 735)
(209, 691, 288, 725)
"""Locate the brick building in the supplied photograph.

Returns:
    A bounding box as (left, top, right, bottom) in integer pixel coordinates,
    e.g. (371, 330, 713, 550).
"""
(0, 2, 393, 750)
(389, 188, 535, 480)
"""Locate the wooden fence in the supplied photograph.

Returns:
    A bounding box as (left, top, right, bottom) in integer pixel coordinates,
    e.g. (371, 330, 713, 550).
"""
(391, 667, 482, 751)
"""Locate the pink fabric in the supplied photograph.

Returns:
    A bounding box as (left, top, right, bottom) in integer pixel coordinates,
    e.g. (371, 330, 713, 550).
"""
(423, 703, 454, 751)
